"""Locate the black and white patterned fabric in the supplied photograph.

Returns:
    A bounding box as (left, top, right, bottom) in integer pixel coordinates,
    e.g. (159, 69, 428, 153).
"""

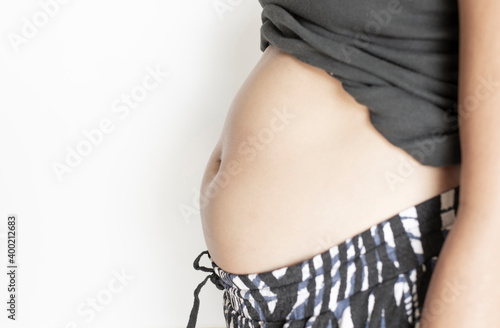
(187, 186, 460, 328)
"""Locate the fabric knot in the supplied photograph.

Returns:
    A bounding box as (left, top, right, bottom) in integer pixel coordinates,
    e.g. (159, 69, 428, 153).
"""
(210, 272, 225, 291)
(186, 250, 225, 328)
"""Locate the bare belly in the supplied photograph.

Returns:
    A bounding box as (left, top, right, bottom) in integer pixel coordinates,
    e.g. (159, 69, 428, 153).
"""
(200, 45, 461, 275)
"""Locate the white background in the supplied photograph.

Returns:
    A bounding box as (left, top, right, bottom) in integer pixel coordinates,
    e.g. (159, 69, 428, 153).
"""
(0, 0, 262, 327)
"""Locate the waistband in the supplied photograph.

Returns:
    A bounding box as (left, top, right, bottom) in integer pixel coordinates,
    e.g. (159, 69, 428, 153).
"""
(187, 185, 459, 327)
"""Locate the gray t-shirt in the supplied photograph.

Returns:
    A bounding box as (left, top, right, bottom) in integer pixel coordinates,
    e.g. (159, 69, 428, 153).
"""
(258, 0, 461, 167)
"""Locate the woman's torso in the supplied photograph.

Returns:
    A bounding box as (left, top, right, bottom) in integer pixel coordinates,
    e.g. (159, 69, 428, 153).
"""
(200, 45, 461, 275)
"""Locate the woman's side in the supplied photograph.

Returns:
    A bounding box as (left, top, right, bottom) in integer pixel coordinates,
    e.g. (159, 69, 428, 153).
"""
(200, 44, 461, 275)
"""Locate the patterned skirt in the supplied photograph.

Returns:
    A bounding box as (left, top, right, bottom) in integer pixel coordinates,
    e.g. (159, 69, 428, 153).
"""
(187, 186, 460, 328)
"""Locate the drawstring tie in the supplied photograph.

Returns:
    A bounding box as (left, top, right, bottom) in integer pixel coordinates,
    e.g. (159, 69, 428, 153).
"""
(187, 250, 225, 328)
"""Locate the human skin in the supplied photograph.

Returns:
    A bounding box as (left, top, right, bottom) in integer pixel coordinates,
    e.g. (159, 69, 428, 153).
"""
(200, 44, 461, 276)
(420, 0, 500, 326)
